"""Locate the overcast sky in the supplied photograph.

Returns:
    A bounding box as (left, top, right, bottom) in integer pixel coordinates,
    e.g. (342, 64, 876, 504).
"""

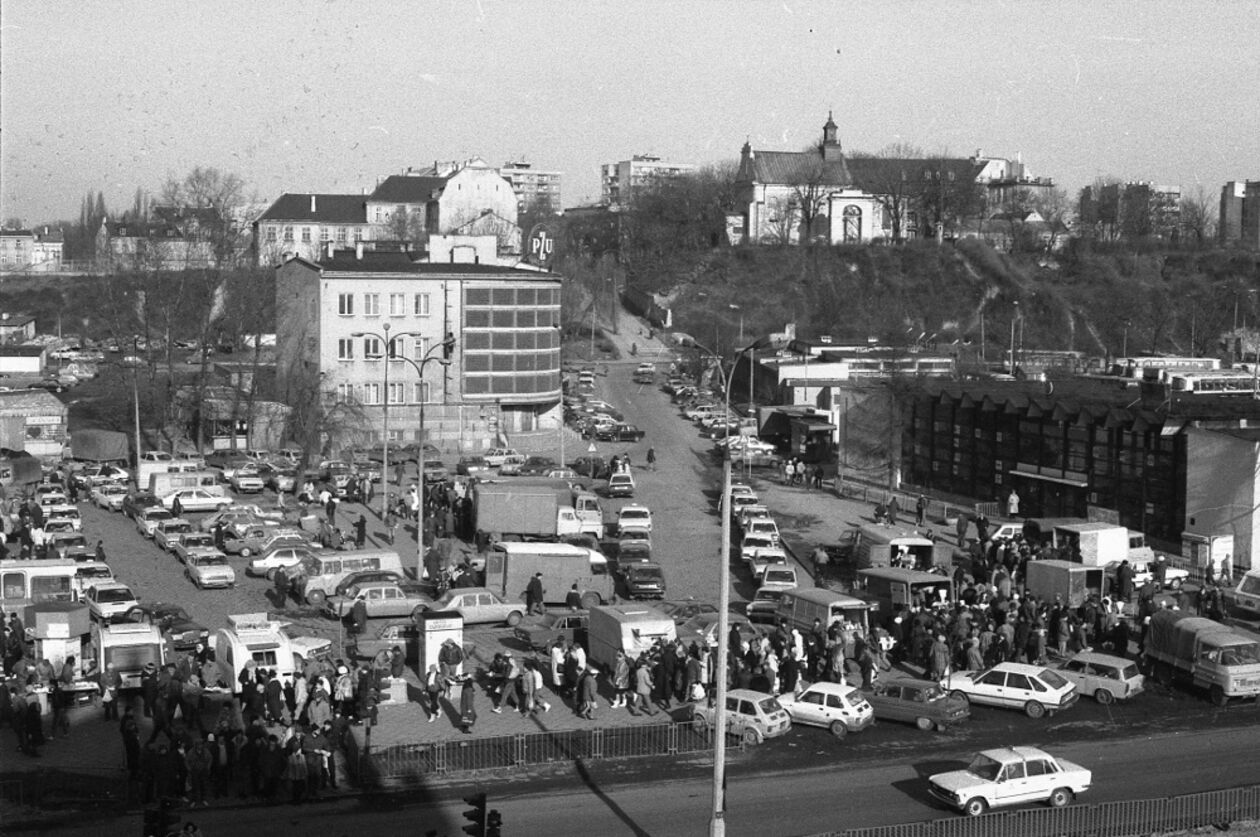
(3, 0, 1257, 224)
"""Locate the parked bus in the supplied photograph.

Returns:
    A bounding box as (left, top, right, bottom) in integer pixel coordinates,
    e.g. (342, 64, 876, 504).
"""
(1169, 371, 1257, 396)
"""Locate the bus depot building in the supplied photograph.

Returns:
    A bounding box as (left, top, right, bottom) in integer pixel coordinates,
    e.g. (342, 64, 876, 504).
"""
(898, 377, 1260, 578)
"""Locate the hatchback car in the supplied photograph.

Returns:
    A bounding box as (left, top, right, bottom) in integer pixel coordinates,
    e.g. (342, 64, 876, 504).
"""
(864, 678, 971, 731)
(944, 662, 1079, 718)
(616, 504, 653, 534)
(1052, 651, 1144, 704)
(622, 562, 666, 600)
(606, 472, 635, 498)
(759, 566, 799, 592)
(928, 746, 1092, 816)
(777, 681, 875, 739)
(692, 689, 792, 745)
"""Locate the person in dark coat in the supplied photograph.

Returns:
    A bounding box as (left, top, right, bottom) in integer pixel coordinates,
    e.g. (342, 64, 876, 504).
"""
(526, 572, 545, 615)
(577, 667, 599, 720)
(264, 671, 285, 725)
(350, 596, 368, 636)
(458, 677, 477, 734)
(354, 515, 367, 549)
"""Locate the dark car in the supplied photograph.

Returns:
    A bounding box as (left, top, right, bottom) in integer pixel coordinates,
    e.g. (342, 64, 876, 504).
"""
(513, 610, 590, 652)
(569, 456, 609, 479)
(456, 456, 491, 476)
(595, 423, 647, 443)
(120, 602, 209, 651)
(123, 491, 163, 521)
(622, 562, 666, 600)
(333, 569, 408, 598)
(393, 442, 442, 463)
(658, 599, 720, 625)
(863, 678, 970, 731)
(345, 620, 421, 661)
(517, 456, 558, 477)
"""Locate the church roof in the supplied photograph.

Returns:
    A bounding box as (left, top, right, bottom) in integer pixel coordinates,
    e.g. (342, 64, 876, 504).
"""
(742, 150, 853, 187)
(846, 157, 987, 192)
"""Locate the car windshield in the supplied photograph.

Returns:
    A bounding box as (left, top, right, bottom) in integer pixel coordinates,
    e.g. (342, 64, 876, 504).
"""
(764, 570, 794, 582)
(1220, 642, 1260, 665)
(1036, 669, 1070, 689)
(147, 510, 172, 521)
(966, 754, 1003, 781)
(756, 697, 783, 713)
(155, 606, 190, 620)
(97, 588, 133, 602)
(196, 555, 228, 566)
(633, 567, 663, 579)
(622, 510, 649, 520)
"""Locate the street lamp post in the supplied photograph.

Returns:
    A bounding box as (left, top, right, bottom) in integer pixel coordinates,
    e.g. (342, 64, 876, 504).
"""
(352, 323, 409, 520)
(1008, 301, 1019, 374)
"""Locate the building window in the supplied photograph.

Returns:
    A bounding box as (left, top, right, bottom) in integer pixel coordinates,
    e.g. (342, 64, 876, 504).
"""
(337, 293, 354, 315)
(354, 228, 364, 242)
(337, 338, 354, 360)
(843, 206, 862, 243)
(364, 293, 380, 316)
(363, 337, 381, 358)
(335, 383, 355, 402)
(362, 383, 381, 404)
(283, 226, 294, 242)
(412, 337, 429, 361)
(388, 382, 406, 404)
(336, 227, 347, 243)
(301, 227, 312, 243)
(414, 293, 431, 317)
(415, 381, 432, 403)
(266, 228, 277, 242)
(320, 227, 331, 242)
(389, 293, 406, 316)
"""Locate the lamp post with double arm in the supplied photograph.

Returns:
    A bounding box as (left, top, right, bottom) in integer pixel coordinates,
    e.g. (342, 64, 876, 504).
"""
(351, 323, 415, 520)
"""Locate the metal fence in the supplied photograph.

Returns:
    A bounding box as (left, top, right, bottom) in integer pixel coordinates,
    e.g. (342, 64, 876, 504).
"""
(0, 768, 129, 809)
(808, 784, 1260, 837)
(352, 720, 737, 785)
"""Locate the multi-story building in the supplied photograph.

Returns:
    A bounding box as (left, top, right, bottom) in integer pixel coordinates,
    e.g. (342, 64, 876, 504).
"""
(275, 243, 562, 453)
(96, 206, 228, 271)
(600, 155, 697, 206)
(0, 228, 64, 272)
(1083, 182, 1182, 241)
(1220, 180, 1260, 248)
(253, 194, 372, 266)
(366, 159, 520, 254)
(498, 161, 562, 215)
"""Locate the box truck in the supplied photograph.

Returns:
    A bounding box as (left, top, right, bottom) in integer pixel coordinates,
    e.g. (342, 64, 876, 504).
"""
(1024, 560, 1105, 608)
(485, 542, 615, 610)
(588, 604, 677, 671)
(472, 483, 598, 542)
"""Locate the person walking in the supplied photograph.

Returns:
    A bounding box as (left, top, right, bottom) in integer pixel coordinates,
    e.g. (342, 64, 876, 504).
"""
(577, 666, 599, 720)
(631, 659, 655, 716)
(423, 664, 443, 723)
(612, 650, 631, 709)
(886, 495, 900, 527)
(354, 515, 367, 549)
(526, 572, 545, 616)
(646, 447, 656, 471)
(100, 662, 122, 721)
(915, 494, 927, 527)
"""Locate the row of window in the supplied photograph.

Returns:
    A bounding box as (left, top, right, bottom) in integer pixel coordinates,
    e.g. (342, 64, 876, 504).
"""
(334, 381, 432, 405)
(337, 336, 433, 361)
(338, 293, 431, 317)
(266, 225, 368, 243)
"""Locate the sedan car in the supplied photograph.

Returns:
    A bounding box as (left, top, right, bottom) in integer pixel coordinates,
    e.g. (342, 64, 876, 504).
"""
(246, 545, 320, 578)
(172, 532, 218, 564)
(422, 460, 450, 483)
(1051, 651, 1144, 704)
(119, 603, 209, 651)
(657, 600, 719, 624)
(692, 689, 791, 746)
(91, 483, 129, 512)
(124, 492, 164, 520)
(135, 507, 175, 538)
(152, 519, 194, 552)
(739, 534, 778, 565)
(745, 587, 786, 625)
(677, 613, 761, 649)
(185, 551, 236, 589)
(758, 566, 799, 592)
(605, 472, 635, 498)
(496, 454, 527, 476)
(928, 746, 1092, 816)
(221, 524, 293, 557)
(513, 610, 589, 652)
(778, 681, 875, 739)
(568, 456, 609, 480)
(617, 527, 653, 562)
(162, 488, 234, 514)
(324, 581, 431, 620)
(944, 662, 1079, 718)
(456, 456, 491, 476)
(615, 504, 653, 535)
(345, 620, 421, 661)
(86, 581, 140, 622)
(864, 678, 971, 731)
(424, 587, 525, 626)
(228, 466, 266, 494)
(517, 456, 558, 477)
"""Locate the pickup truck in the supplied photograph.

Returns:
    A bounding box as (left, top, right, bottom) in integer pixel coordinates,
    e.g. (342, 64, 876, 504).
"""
(596, 423, 647, 443)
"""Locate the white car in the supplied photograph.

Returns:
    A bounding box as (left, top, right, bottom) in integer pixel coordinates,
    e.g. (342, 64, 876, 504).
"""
(1126, 559, 1190, 590)
(185, 551, 236, 589)
(616, 504, 653, 534)
(744, 517, 780, 544)
(729, 483, 757, 500)
(162, 488, 234, 514)
(759, 565, 799, 592)
(247, 545, 318, 579)
(38, 491, 69, 510)
(746, 546, 788, 579)
(135, 506, 174, 538)
(229, 467, 266, 494)
(777, 682, 874, 739)
(91, 483, 129, 511)
(739, 533, 777, 564)
(928, 746, 1092, 816)
(46, 504, 82, 532)
(944, 662, 1079, 718)
(482, 447, 522, 468)
(172, 532, 218, 565)
(86, 582, 140, 622)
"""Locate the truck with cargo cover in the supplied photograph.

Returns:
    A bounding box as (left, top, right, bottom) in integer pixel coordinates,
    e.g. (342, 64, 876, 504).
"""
(1141, 609, 1260, 706)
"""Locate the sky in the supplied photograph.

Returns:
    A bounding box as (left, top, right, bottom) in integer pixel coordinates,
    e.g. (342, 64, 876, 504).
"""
(3, 0, 1258, 225)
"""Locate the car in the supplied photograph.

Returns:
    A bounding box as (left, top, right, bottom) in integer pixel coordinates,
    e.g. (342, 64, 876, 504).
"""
(927, 746, 1092, 816)
(1051, 651, 1145, 704)
(864, 678, 971, 731)
(739, 534, 778, 565)
(424, 587, 525, 626)
(692, 688, 792, 746)
(517, 456, 558, 477)
(77, 463, 131, 489)
(260, 463, 298, 493)
(123, 492, 164, 520)
(345, 620, 422, 661)
(247, 545, 321, 579)
(219, 503, 286, 523)
(657, 599, 719, 624)
(595, 423, 647, 443)
(622, 562, 667, 599)
(119, 603, 209, 650)
(198, 509, 263, 534)
(229, 466, 266, 493)
(677, 613, 762, 649)
(1112, 558, 1190, 591)
(49, 532, 92, 561)
(205, 450, 251, 473)
(422, 460, 450, 483)
(171, 532, 218, 564)
(140, 450, 173, 465)
(393, 442, 441, 464)
(185, 551, 236, 589)
(456, 456, 492, 476)
(606, 472, 635, 498)
(496, 454, 527, 476)
(728, 495, 762, 519)
(745, 587, 786, 625)
(758, 565, 799, 592)
(544, 468, 582, 481)
(744, 517, 781, 544)
(944, 662, 1079, 718)
(324, 581, 432, 620)
(777, 681, 875, 739)
(568, 456, 609, 479)
(616, 527, 653, 561)
(615, 504, 653, 535)
(46, 504, 82, 532)
(746, 546, 789, 580)
(482, 447, 523, 468)
(513, 610, 590, 652)
(91, 483, 129, 512)
(37, 490, 69, 510)
(135, 506, 175, 538)
(730, 483, 757, 499)
(735, 503, 771, 529)
(221, 524, 297, 557)
(86, 581, 140, 622)
(161, 488, 234, 514)
(153, 518, 194, 551)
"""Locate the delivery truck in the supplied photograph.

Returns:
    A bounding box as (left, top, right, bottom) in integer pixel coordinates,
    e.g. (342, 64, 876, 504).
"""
(838, 525, 955, 572)
(484, 541, 616, 610)
(1052, 522, 1155, 567)
(588, 604, 677, 671)
(1023, 560, 1104, 608)
(1142, 609, 1260, 706)
(91, 621, 167, 690)
(856, 567, 954, 621)
(473, 483, 600, 542)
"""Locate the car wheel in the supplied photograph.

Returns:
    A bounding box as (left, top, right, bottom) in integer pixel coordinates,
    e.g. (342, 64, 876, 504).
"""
(1210, 685, 1228, 707)
(950, 690, 970, 706)
(1094, 688, 1115, 706)
(915, 716, 934, 731)
(742, 727, 761, 746)
(1024, 700, 1046, 719)
(506, 611, 523, 627)
(692, 713, 709, 734)
(307, 590, 325, 605)
(963, 797, 988, 817)
(239, 547, 252, 558)
(579, 592, 602, 610)
(265, 569, 276, 582)
(1048, 787, 1073, 808)
(828, 721, 848, 740)
(411, 605, 428, 620)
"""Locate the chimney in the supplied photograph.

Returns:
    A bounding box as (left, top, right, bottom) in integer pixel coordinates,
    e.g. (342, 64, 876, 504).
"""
(326, 241, 335, 259)
(310, 195, 317, 213)
(355, 242, 364, 260)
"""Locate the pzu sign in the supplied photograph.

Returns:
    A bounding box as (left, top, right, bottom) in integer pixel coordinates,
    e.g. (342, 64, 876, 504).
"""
(528, 227, 554, 265)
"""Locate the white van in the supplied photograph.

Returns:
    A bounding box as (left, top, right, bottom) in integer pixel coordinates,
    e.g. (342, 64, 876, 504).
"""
(294, 548, 405, 604)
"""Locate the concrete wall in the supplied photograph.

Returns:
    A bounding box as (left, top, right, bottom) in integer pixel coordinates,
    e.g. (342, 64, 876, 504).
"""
(1184, 427, 1260, 571)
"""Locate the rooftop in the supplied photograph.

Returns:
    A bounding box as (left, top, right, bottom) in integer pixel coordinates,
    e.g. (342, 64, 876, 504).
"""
(256, 194, 367, 224)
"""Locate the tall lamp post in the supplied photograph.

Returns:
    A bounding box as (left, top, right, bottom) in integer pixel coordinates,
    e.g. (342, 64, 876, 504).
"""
(351, 323, 412, 520)
(711, 339, 761, 837)
(389, 335, 456, 580)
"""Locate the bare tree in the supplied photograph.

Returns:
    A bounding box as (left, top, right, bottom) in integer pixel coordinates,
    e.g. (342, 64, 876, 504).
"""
(916, 151, 985, 241)
(159, 167, 249, 267)
(848, 142, 925, 242)
(1180, 184, 1218, 246)
(762, 195, 799, 245)
(1031, 187, 1071, 251)
(787, 155, 830, 244)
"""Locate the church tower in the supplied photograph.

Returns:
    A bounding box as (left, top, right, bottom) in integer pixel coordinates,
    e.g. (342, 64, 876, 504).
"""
(821, 111, 843, 161)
